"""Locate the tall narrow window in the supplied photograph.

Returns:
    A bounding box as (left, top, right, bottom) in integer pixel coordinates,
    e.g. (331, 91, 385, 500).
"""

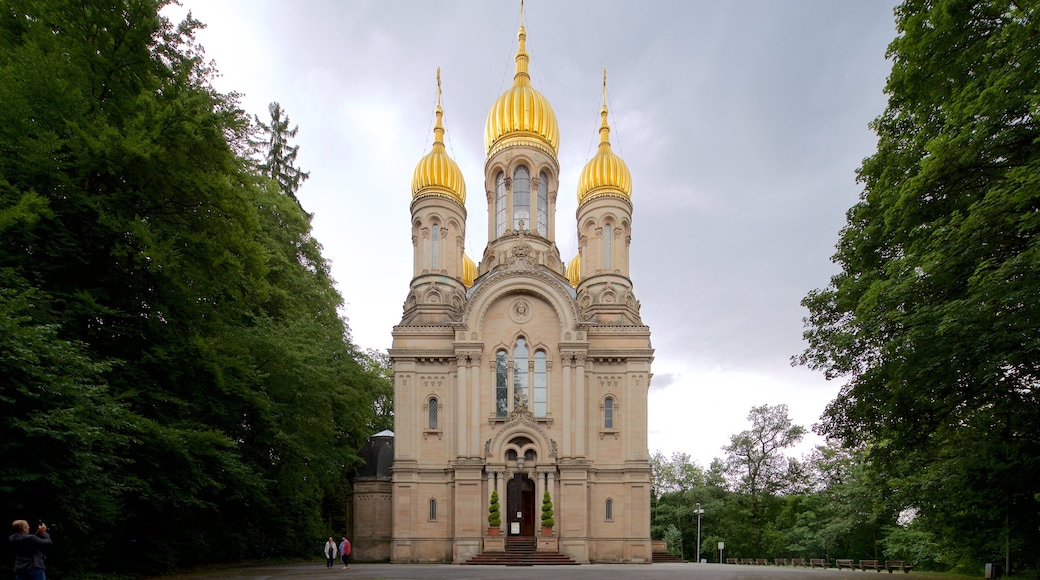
(534, 350, 547, 417)
(431, 224, 440, 270)
(512, 166, 530, 231)
(605, 498, 614, 521)
(496, 351, 508, 417)
(495, 172, 506, 237)
(604, 223, 612, 270)
(428, 397, 439, 429)
(429, 499, 437, 521)
(537, 171, 548, 237)
(604, 396, 614, 429)
(513, 338, 528, 407)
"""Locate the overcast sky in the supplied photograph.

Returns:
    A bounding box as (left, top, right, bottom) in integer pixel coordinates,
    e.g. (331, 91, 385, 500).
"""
(170, 0, 899, 467)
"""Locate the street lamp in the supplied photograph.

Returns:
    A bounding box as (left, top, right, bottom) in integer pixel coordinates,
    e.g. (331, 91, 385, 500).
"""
(693, 502, 705, 563)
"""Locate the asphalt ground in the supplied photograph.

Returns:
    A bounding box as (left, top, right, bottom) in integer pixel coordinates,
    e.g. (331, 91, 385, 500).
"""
(156, 561, 941, 580)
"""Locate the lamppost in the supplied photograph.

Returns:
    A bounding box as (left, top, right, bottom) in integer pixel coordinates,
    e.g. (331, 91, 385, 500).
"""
(693, 502, 705, 563)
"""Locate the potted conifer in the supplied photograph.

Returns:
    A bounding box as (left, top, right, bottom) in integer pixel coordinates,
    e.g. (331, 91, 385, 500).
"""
(487, 490, 501, 535)
(540, 491, 554, 536)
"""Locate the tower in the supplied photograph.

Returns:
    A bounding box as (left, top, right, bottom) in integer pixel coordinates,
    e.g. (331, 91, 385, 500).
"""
(384, 12, 653, 565)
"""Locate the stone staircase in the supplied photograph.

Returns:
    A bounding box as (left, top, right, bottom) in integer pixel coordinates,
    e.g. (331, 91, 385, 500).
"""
(463, 536, 579, 566)
(652, 549, 686, 563)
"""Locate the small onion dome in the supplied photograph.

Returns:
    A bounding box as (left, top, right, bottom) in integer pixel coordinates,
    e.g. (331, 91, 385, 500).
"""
(577, 72, 632, 204)
(462, 253, 477, 288)
(484, 24, 559, 158)
(566, 253, 580, 288)
(413, 68, 466, 205)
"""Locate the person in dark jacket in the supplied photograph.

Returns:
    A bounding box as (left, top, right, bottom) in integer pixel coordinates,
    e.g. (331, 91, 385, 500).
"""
(9, 520, 51, 580)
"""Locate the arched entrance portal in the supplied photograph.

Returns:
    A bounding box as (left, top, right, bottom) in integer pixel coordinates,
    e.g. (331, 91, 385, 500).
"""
(506, 473, 535, 536)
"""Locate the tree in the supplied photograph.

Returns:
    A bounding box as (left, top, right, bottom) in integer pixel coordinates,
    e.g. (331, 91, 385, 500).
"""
(488, 490, 502, 528)
(723, 404, 805, 555)
(0, 0, 382, 574)
(797, 0, 1040, 573)
(541, 490, 555, 529)
(254, 101, 310, 202)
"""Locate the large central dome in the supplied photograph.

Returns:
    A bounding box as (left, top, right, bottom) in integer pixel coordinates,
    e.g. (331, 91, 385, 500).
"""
(484, 25, 559, 157)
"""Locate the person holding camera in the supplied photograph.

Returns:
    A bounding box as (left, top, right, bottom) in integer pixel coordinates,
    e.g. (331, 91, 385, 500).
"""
(9, 520, 51, 580)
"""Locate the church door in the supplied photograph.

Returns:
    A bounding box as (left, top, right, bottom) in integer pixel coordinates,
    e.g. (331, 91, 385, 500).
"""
(506, 473, 536, 536)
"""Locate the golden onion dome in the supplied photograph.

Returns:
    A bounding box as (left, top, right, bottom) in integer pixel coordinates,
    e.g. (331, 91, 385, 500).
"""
(484, 24, 559, 157)
(412, 68, 466, 205)
(577, 70, 632, 204)
(462, 253, 477, 288)
(566, 253, 580, 288)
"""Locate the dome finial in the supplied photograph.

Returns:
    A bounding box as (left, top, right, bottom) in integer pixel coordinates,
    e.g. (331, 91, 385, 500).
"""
(599, 67, 611, 146)
(515, 0, 530, 83)
(433, 67, 445, 147)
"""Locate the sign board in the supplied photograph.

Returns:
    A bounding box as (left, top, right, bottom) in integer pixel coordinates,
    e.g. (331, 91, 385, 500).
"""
(718, 541, 725, 550)
(510, 522, 520, 535)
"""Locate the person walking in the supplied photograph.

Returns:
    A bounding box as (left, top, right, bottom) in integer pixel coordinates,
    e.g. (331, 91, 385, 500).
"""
(322, 536, 338, 568)
(338, 536, 351, 569)
(10, 520, 51, 580)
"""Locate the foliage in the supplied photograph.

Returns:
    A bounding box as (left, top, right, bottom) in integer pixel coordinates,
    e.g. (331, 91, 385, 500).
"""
(663, 524, 683, 559)
(253, 101, 310, 202)
(540, 490, 554, 528)
(723, 404, 805, 555)
(488, 490, 501, 527)
(797, 0, 1040, 572)
(0, 0, 387, 575)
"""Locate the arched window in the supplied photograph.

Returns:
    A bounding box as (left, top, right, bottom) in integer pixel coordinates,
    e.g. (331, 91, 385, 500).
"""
(495, 351, 508, 417)
(431, 223, 440, 270)
(512, 166, 530, 231)
(513, 338, 529, 407)
(428, 397, 439, 429)
(495, 172, 506, 237)
(533, 350, 547, 417)
(604, 223, 612, 270)
(429, 499, 437, 521)
(537, 171, 548, 237)
(604, 396, 615, 429)
(605, 498, 614, 521)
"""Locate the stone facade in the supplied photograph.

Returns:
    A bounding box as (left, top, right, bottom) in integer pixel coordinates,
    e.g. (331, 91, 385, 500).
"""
(351, 17, 653, 565)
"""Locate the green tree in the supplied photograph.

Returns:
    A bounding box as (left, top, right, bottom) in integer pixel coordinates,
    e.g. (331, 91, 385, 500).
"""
(723, 404, 805, 556)
(0, 0, 382, 574)
(254, 101, 310, 202)
(541, 490, 555, 529)
(488, 490, 502, 527)
(797, 0, 1040, 573)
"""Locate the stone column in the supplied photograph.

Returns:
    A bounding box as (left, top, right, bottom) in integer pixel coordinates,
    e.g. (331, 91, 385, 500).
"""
(575, 353, 587, 458)
(456, 355, 468, 458)
(562, 355, 572, 456)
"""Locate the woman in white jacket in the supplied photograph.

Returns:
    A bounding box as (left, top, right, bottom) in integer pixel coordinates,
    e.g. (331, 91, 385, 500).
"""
(323, 536, 338, 568)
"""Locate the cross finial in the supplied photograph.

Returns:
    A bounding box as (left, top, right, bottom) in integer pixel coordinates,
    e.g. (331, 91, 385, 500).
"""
(436, 66, 442, 107)
(602, 67, 608, 107)
(520, 0, 525, 26)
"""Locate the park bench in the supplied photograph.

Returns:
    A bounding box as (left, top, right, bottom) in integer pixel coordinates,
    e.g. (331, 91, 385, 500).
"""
(810, 558, 828, 569)
(790, 558, 807, 567)
(886, 560, 914, 573)
(741, 558, 755, 565)
(775, 558, 788, 566)
(757, 559, 769, 565)
(836, 559, 855, 570)
(860, 559, 883, 571)
(726, 558, 738, 564)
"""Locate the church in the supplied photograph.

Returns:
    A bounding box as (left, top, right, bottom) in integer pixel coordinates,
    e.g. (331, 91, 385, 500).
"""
(349, 13, 654, 565)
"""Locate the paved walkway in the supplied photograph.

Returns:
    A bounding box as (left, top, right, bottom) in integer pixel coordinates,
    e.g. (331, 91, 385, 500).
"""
(156, 562, 942, 580)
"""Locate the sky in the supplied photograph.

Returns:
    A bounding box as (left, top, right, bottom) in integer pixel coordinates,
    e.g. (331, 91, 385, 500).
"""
(168, 0, 899, 468)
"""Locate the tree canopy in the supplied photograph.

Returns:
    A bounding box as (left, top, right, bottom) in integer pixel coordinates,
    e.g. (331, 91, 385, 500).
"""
(0, 0, 388, 575)
(797, 0, 1040, 572)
